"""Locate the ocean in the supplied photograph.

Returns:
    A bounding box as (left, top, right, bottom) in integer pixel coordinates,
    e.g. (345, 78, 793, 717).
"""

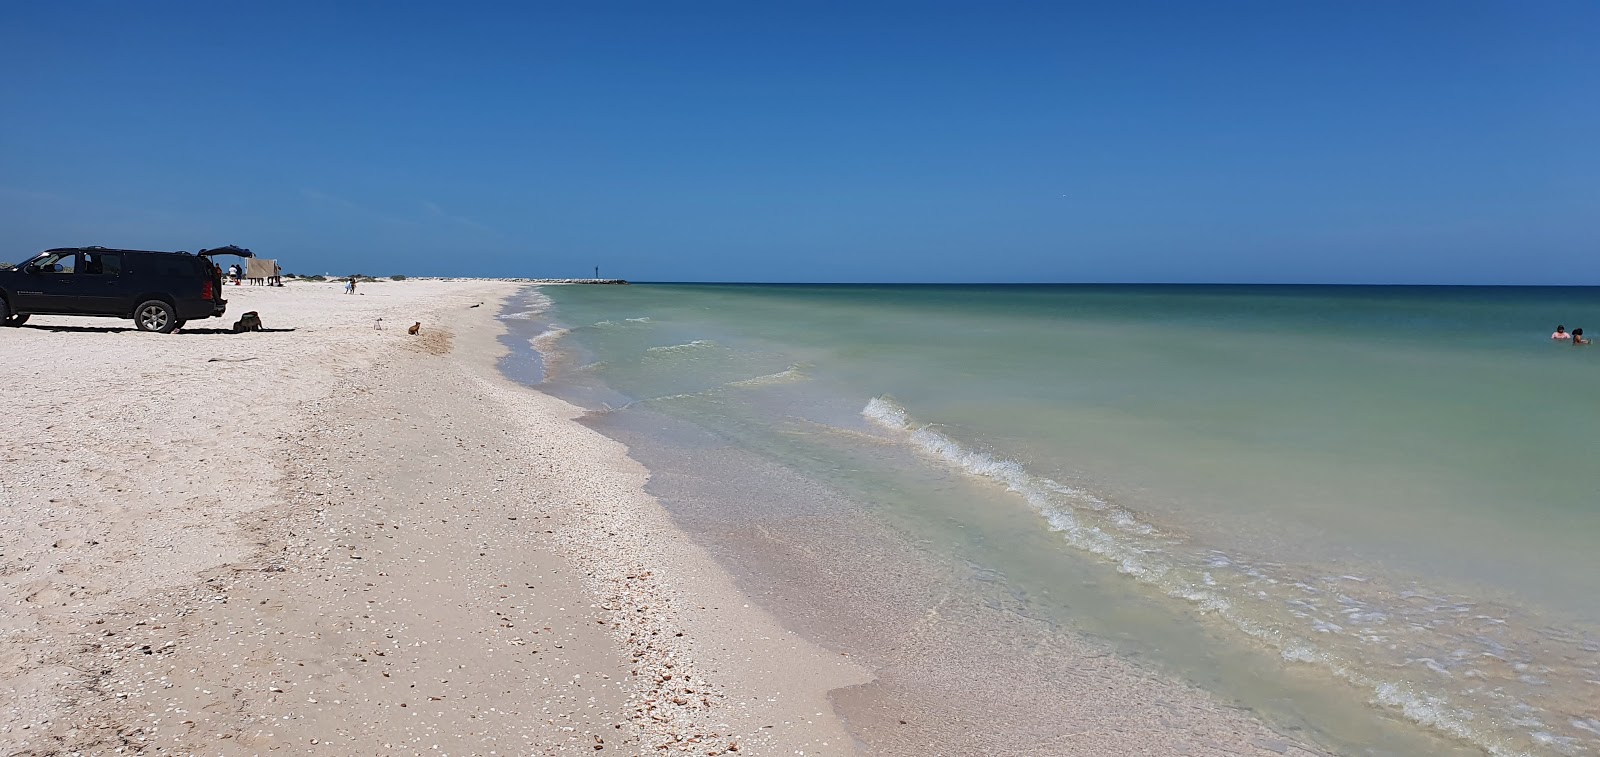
(500, 283, 1600, 757)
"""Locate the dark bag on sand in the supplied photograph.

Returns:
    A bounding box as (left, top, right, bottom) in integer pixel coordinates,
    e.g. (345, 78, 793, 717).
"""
(232, 311, 263, 333)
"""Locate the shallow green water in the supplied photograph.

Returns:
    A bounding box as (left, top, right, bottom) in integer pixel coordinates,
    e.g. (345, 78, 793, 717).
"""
(510, 284, 1600, 756)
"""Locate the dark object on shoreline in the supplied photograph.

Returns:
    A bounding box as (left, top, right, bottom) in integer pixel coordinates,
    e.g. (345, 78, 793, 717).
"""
(408, 321, 421, 335)
(232, 311, 264, 333)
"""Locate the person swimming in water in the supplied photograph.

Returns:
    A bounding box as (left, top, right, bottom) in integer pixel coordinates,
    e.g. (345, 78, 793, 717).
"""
(1553, 325, 1572, 340)
(1573, 328, 1590, 345)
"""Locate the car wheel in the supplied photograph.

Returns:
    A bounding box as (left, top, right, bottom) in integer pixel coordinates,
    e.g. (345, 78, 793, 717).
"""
(0, 299, 22, 327)
(134, 300, 178, 333)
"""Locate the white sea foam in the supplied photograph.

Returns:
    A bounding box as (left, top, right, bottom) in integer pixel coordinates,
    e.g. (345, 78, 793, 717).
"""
(727, 365, 808, 388)
(532, 326, 571, 348)
(499, 289, 555, 320)
(638, 391, 702, 404)
(863, 396, 1169, 576)
(645, 340, 717, 354)
(594, 316, 652, 327)
(862, 394, 1545, 757)
(635, 365, 810, 406)
(520, 324, 575, 381)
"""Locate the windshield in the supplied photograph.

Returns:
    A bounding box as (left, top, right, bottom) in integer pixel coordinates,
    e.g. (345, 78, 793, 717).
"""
(2, 252, 44, 270)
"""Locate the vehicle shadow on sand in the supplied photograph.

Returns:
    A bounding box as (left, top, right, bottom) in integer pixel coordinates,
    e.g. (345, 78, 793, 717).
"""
(17, 325, 297, 335)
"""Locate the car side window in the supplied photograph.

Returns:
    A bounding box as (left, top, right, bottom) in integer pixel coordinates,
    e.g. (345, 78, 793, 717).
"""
(83, 253, 121, 276)
(84, 252, 121, 275)
(36, 252, 77, 274)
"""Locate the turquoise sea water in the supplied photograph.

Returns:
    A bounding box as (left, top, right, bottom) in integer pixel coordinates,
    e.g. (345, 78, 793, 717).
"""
(507, 284, 1600, 756)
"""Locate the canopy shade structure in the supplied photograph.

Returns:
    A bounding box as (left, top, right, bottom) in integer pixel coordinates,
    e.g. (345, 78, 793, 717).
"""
(197, 245, 253, 259)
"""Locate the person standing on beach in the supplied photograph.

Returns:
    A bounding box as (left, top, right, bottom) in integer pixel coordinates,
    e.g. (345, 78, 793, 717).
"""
(346, 276, 356, 294)
(1553, 325, 1571, 340)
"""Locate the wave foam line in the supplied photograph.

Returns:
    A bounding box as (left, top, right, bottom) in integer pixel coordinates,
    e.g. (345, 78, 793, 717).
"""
(633, 366, 810, 407)
(727, 365, 808, 388)
(645, 339, 717, 354)
(860, 396, 1521, 757)
(499, 289, 555, 321)
(862, 397, 1143, 537)
(593, 316, 653, 328)
(532, 326, 571, 348)
(525, 326, 574, 381)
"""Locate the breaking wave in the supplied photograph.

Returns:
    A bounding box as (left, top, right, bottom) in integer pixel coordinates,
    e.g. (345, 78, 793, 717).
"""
(525, 326, 575, 380)
(862, 395, 1564, 757)
(645, 340, 718, 355)
(623, 365, 812, 408)
(727, 365, 808, 388)
(593, 316, 653, 328)
(532, 326, 571, 349)
(499, 289, 554, 321)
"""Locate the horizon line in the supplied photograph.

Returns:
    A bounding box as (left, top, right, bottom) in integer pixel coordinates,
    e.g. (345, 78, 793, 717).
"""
(620, 281, 1600, 288)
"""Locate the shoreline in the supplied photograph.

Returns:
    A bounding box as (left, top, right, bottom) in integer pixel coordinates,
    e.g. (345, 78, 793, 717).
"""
(509, 283, 1538, 757)
(2, 279, 1460, 756)
(501, 286, 1361, 757)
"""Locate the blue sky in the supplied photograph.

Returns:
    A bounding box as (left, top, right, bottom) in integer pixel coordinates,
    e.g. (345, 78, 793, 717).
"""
(1, 2, 1595, 283)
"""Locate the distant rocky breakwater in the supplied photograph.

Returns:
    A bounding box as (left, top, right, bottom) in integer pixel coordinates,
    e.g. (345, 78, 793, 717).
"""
(410, 277, 629, 284)
(523, 278, 629, 284)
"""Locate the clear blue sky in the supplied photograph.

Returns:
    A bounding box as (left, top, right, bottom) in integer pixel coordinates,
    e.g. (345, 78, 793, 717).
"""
(1, 2, 1594, 283)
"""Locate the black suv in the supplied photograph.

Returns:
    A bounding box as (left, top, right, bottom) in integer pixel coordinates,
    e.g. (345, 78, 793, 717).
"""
(0, 245, 251, 333)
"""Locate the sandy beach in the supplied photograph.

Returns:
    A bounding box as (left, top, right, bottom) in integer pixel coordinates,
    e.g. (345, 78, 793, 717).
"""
(3, 281, 1319, 757)
(1, 280, 866, 756)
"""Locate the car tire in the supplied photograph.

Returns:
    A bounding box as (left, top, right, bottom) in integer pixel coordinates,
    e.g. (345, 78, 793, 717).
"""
(133, 300, 179, 333)
(0, 299, 22, 327)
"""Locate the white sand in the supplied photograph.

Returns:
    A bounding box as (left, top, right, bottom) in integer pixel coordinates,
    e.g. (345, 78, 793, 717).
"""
(1, 281, 865, 755)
